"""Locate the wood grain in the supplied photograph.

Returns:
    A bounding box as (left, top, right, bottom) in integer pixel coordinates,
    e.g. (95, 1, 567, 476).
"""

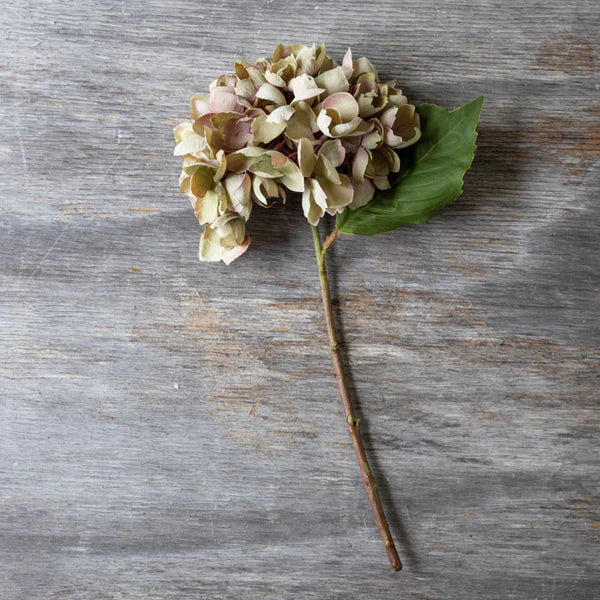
(1, 1, 599, 598)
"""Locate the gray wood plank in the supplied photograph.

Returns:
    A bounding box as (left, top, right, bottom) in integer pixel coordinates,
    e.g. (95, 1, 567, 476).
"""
(1, 0, 599, 598)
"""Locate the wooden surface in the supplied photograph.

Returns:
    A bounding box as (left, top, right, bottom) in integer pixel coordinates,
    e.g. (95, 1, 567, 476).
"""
(1, 1, 599, 598)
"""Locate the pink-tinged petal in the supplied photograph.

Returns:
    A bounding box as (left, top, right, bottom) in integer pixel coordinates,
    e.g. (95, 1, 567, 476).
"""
(224, 118, 253, 151)
(256, 82, 286, 106)
(352, 147, 369, 183)
(270, 151, 287, 169)
(290, 73, 325, 102)
(349, 179, 375, 209)
(190, 95, 211, 120)
(342, 47, 353, 78)
(209, 86, 244, 113)
(222, 235, 250, 265)
(321, 92, 359, 121)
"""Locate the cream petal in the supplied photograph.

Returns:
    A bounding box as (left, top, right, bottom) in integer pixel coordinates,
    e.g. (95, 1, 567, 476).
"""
(173, 120, 195, 143)
(285, 101, 318, 140)
(265, 70, 287, 88)
(316, 109, 334, 137)
(190, 95, 211, 120)
(198, 225, 226, 262)
(302, 179, 327, 226)
(319, 173, 354, 214)
(266, 105, 295, 124)
(352, 147, 369, 183)
(224, 173, 252, 220)
(173, 132, 207, 156)
(380, 106, 397, 129)
(353, 56, 379, 81)
(256, 82, 286, 106)
(318, 139, 345, 167)
(315, 66, 349, 95)
(290, 73, 325, 102)
(234, 78, 257, 102)
(315, 154, 341, 185)
(193, 189, 220, 225)
(298, 137, 316, 177)
(277, 158, 305, 192)
(330, 116, 364, 137)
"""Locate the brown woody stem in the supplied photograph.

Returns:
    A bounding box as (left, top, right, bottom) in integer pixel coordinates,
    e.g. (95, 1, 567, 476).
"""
(310, 224, 402, 572)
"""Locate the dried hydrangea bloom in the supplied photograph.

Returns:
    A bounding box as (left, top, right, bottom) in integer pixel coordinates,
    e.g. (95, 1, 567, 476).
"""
(174, 43, 421, 264)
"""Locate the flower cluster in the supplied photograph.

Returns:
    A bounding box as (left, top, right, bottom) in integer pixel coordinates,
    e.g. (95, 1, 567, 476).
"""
(174, 43, 421, 264)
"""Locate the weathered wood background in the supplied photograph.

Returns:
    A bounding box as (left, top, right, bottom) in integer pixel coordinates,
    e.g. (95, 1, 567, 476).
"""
(1, 1, 599, 598)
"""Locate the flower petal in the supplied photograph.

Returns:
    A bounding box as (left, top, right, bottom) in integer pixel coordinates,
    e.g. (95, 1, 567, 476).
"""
(298, 137, 316, 177)
(315, 66, 350, 95)
(302, 179, 327, 226)
(319, 173, 354, 214)
(222, 235, 250, 265)
(349, 179, 375, 210)
(266, 105, 295, 124)
(224, 172, 252, 220)
(318, 139, 345, 167)
(190, 95, 211, 120)
(277, 157, 305, 192)
(290, 73, 325, 102)
(173, 132, 207, 156)
(256, 82, 287, 106)
(209, 86, 244, 113)
(342, 47, 353, 78)
(321, 92, 359, 121)
(352, 147, 369, 183)
(252, 115, 286, 144)
(285, 100, 318, 140)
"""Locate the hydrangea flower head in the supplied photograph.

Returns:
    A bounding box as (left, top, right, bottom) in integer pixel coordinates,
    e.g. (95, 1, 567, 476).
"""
(174, 43, 421, 264)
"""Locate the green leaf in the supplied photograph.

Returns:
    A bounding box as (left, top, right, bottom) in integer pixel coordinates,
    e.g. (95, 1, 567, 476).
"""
(336, 96, 484, 236)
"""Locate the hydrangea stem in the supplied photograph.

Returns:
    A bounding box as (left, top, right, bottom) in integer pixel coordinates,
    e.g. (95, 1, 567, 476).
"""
(310, 224, 402, 572)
